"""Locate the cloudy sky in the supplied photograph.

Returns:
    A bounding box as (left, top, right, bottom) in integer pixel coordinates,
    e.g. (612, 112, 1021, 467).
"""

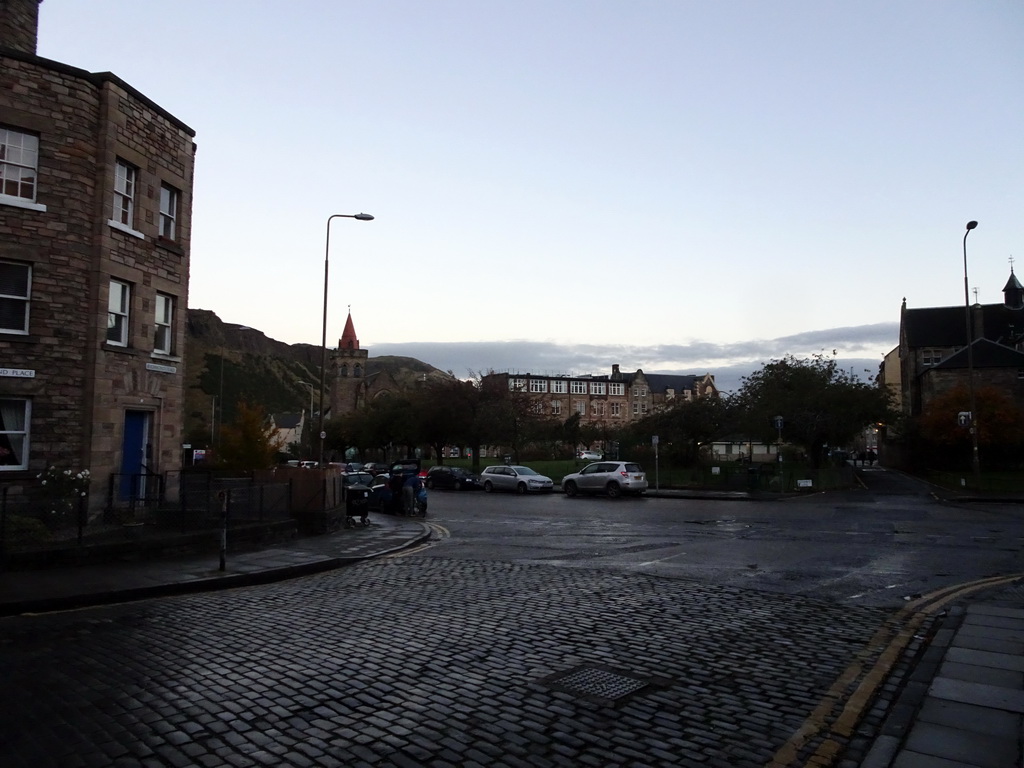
(38, 1, 1022, 392)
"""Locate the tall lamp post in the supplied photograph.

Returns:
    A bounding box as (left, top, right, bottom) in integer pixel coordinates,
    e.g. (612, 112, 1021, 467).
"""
(298, 381, 314, 459)
(319, 213, 374, 468)
(963, 220, 980, 483)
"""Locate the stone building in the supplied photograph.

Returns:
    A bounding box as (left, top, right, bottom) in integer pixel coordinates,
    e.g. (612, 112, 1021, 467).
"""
(483, 365, 718, 425)
(0, 0, 196, 514)
(886, 268, 1024, 419)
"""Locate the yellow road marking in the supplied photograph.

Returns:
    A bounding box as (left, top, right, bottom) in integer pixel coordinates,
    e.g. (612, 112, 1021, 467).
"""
(766, 572, 1024, 768)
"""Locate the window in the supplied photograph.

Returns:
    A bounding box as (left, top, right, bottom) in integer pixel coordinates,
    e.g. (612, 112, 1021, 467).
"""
(570, 380, 587, 395)
(106, 279, 130, 346)
(154, 293, 174, 354)
(529, 379, 548, 393)
(509, 378, 526, 391)
(611, 402, 621, 417)
(632, 386, 648, 397)
(0, 260, 30, 334)
(593, 402, 605, 417)
(0, 126, 39, 204)
(609, 382, 624, 396)
(113, 160, 137, 227)
(159, 183, 179, 240)
(590, 382, 606, 395)
(633, 402, 640, 415)
(922, 349, 942, 366)
(551, 380, 567, 394)
(574, 400, 587, 415)
(0, 398, 29, 470)
(551, 401, 562, 416)
(531, 402, 544, 414)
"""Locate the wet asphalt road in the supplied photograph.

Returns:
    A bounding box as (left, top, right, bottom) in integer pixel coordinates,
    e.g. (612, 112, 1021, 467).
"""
(2, 467, 1020, 767)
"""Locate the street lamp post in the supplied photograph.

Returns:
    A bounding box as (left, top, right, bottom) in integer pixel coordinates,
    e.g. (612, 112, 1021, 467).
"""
(319, 213, 374, 468)
(298, 381, 314, 459)
(963, 220, 980, 483)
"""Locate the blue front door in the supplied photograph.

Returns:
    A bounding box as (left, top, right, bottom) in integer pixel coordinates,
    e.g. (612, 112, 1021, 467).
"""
(119, 410, 150, 500)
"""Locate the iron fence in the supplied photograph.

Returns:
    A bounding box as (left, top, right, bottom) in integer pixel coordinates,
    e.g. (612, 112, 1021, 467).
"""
(0, 470, 295, 564)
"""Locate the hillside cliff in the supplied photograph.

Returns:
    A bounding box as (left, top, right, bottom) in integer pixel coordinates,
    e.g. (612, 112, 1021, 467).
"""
(184, 309, 448, 445)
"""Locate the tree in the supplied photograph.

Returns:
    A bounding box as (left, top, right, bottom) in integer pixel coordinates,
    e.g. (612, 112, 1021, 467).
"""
(733, 354, 894, 467)
(917, 384, 1024, 468)
(217, 400, 286, 471)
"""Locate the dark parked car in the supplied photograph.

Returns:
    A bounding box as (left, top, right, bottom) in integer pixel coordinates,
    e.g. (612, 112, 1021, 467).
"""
(425, 465, 481, 491)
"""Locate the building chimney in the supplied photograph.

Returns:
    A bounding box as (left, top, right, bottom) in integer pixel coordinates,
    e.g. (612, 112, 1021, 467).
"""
(0, 0, 42, 55)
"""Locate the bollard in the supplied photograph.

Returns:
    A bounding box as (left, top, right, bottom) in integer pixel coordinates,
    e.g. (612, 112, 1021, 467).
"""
(218, 489, 229, 571)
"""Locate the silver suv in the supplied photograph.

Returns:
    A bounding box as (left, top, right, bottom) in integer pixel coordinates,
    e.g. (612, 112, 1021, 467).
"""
(561, 461, 647, 498)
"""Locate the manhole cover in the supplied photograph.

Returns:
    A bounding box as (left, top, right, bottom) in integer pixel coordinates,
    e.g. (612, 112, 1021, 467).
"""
(540, 665, 654, 703)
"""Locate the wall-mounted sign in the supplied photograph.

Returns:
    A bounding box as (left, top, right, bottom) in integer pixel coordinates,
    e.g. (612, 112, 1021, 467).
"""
(0, 368, 35, 378)
(146, 363, 177, 374)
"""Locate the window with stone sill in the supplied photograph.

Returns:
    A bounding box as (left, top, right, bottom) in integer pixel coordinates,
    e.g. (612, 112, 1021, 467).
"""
(0, 260, 30, 334)
(529, 379, 547, 393)
(112, 159, 137, 228)
(154, 293, 174, 355)
(106, 279, 130, 347)
(159, 183, 179, 241)
(0, 398, 30, 471)
(0, 126, 40, 205)
(551, 380, 567, 394)
(570, 380, 587, 395)
(609, 382, 624, 396)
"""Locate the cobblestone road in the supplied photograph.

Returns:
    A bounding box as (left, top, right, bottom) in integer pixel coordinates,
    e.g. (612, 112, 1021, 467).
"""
(2, 557, 907, 767)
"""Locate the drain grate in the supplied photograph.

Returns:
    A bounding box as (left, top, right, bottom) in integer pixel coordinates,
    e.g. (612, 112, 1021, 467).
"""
(541, 665, 653, 703)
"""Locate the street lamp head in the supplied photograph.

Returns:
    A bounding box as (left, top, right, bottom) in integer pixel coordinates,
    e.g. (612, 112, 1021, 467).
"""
(354, 213, 374, 221)
(966, 220, 978, 231)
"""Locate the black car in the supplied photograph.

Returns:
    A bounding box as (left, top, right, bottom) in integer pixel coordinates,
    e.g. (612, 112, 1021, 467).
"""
(425, 465, 481, 491)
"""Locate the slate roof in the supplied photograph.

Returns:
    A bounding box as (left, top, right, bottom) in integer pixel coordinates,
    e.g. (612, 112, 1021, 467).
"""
(638, 373, 707, 394)
(903, 303, 1024, 347)
(933, 338, 1024, 370)
(272, 413, 303, 429)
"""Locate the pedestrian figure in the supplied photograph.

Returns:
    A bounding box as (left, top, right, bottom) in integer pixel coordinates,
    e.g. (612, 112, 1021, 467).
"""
(403, 472, 423, 515)
(867, 449, 876, 466)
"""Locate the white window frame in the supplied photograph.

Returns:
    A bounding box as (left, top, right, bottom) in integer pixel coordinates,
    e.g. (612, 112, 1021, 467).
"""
(108, 160, 143, 238)
(633, 402, 640, 415)
(0, 397, 30, 471)
(922, 349, 942, 366)
(551, 400, 562, 415)
(159, 183, 179, 240)
(509, 378, 526, 392)
(574, 400, 586, 416)
(154, 292, 174, 355)
(0, 126, 45, 211)
(609, 382, 624, 396)
(590, 382, 606, 395)
(611, 402, 622, 417)
(551, 380, 567, 394)
(570, 380, 587, 395)
(0, 260, 31, 334)
(529, 379, 548, 393)
(107, 279, 130, 346)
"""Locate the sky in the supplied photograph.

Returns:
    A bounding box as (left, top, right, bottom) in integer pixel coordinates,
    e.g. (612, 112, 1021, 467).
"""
(37, 1, 1023, 393)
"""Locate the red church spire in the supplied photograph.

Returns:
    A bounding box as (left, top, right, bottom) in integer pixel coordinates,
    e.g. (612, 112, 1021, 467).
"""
(339, 310, 359, 350)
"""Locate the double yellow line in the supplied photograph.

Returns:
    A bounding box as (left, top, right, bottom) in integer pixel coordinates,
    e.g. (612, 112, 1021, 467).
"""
(766, 572, 1024, 768)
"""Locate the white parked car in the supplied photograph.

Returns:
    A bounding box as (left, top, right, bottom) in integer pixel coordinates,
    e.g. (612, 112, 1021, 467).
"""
(577, 450, 603, 461)
(561, 461, 648, 498)
(480, 465, 554, 494)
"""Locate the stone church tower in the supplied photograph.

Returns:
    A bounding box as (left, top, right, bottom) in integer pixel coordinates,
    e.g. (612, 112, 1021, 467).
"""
(329, 311, 369, 417)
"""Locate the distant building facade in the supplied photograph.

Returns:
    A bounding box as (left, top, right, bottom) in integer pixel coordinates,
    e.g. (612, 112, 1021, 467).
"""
(483, 365, 718, 425)
(0, 0, 196, 513)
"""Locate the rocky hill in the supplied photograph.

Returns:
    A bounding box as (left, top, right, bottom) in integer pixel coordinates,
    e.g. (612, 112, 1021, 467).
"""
(184, 309, 448, 445)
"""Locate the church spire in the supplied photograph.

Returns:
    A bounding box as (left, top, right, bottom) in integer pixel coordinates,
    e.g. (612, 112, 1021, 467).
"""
(1003, 260, 1023, 310)
(339, 308, 359, 350)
